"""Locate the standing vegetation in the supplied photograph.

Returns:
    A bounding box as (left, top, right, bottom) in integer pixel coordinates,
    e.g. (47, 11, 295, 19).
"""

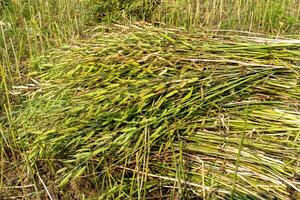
(95, 0, 300, 34)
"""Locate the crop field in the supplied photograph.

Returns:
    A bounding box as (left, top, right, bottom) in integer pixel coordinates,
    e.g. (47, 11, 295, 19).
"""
(1, 0, 300, 199)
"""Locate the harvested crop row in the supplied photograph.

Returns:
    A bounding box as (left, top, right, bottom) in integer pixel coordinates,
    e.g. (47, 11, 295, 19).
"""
(15, 24, 300, 199)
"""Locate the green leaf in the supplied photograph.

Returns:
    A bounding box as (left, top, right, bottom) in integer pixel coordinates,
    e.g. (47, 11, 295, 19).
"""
(121, 127, 137, 133)
(59, 172, 73, 187)
(72, 166, 87, 180)
(181, 87, 193, 103)
(166, 90, 178, 98)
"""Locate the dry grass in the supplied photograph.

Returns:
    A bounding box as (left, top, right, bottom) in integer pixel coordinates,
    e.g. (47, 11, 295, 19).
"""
(9, 24, 300, 199)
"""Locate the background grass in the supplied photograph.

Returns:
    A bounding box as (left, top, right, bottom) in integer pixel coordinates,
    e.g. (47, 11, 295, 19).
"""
(95, 0, 300, 34)
(0, 0, 93, 128)
(0, 0, 92, 198)
(0, 0, 90, 79)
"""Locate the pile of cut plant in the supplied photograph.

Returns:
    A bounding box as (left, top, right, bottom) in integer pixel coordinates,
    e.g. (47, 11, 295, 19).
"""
(14, 25, 300, 199)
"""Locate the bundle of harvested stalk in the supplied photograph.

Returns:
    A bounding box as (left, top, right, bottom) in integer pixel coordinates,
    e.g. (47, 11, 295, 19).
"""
(16, 24, 300, 199)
